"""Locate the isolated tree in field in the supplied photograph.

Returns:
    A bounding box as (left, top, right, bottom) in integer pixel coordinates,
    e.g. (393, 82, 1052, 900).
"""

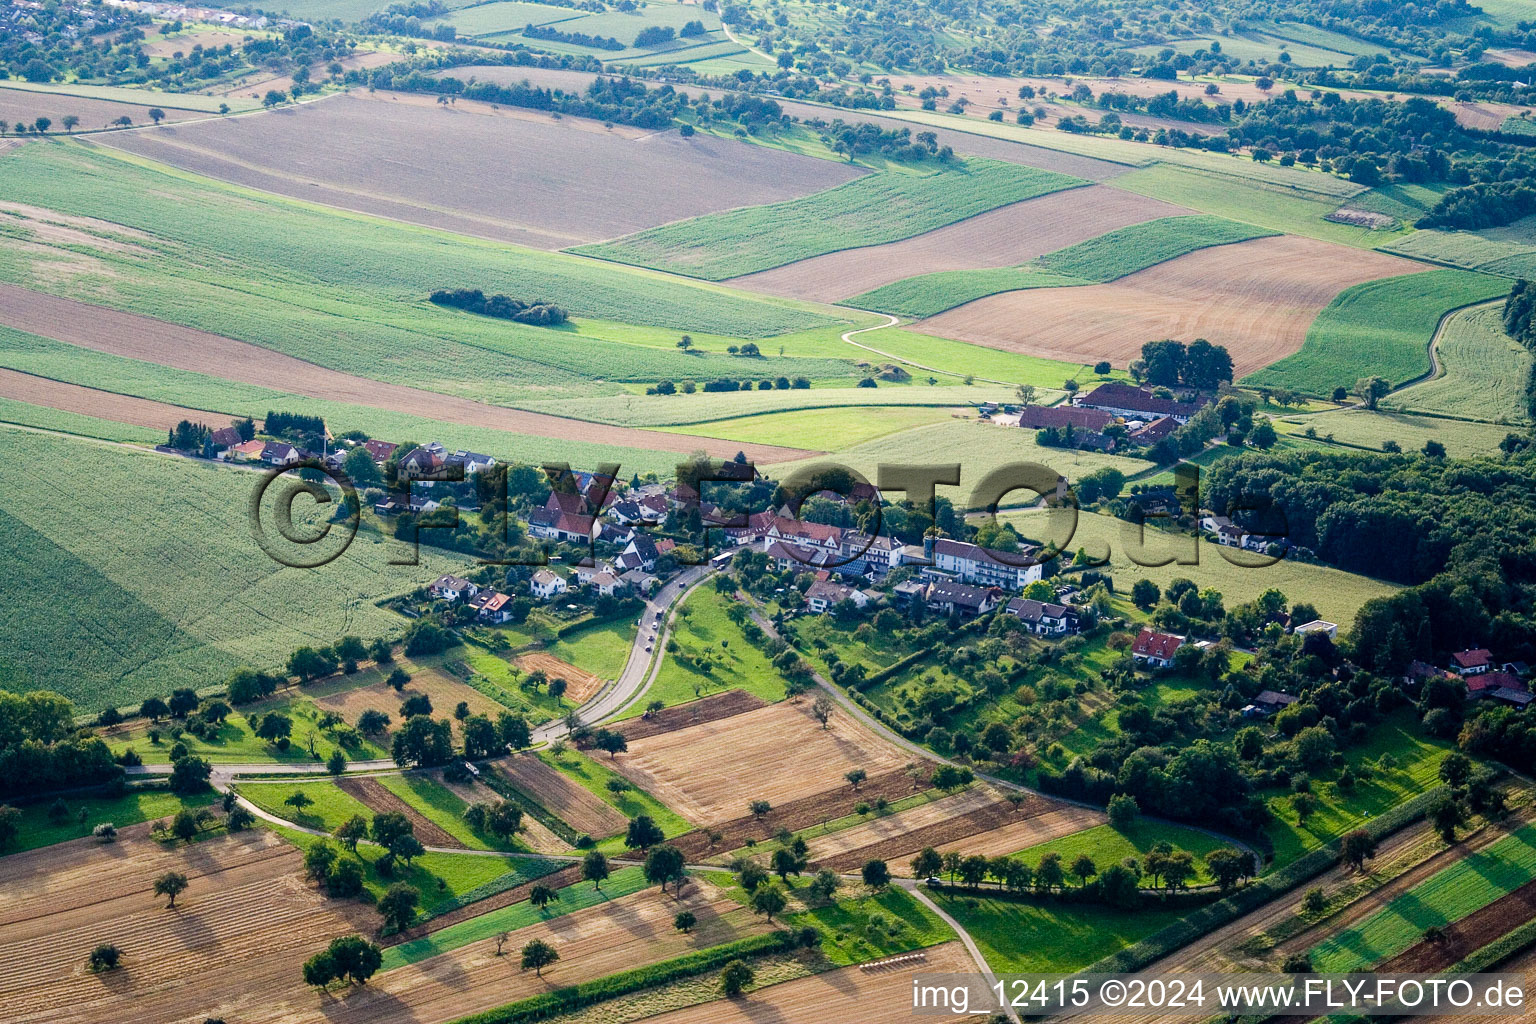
(1438, 751, 1472, 789)
(0, 805, 20, 851)
(844, 768, 866, 790)
(811, 695, 834, 728)
(141, 697, 169, 722)
(582, 849, 610, 890)
(911, 847, 942, 880)
(720, 957, 755, 997)
(327, 857, 364, 897)
(676, 336, 693, 351)
(625, 814, 664, 852)
(958, 854, 987, 887)
(168, 755, 212, 795)
(485, 800, 522, 840)
(645, 844, 687, 893)
(750, 881, 787, 921)
(148, 108, 165, 125)
(328, 934, 382, 984)
(334, 814, 368, 852)
(1035, 852, 1065, 893)
(771, 846, 806, 881)
(303, 948, 336, 988)
(1341, 829, 1376, 871)
(1206, 848, 1247, 893)
(88, 943, 122, 972)
(285, 791, 314, 815)
(499, 712, 531, 750)
(387, 668, 410, 691)
(736, 858, 768, 892)
(494, 931, 510, 956)
(1302, 887, 1328, 915)
(304, 842, 337, 884)
(61, 115, 78, 132)
(112, 115, 132, 127)
(861, 859, 891, 890)
(326, 748, 347, 776)
(1355, 376, 1389, 410)
(263, 89, 287, 108)
(1249, 420, 1277, 450)
(154, 871, 189, 908)
(1070, 854, 1098, 888)
(1107, 793, 1138, 829)
(520, 938, 559, 977)
(377, 883, 419, 931)
(594, 729, 628, 758)
(33, 117, 50, 133)
(528, 884, 559, 911)
(172, 809, 203, 843)
(94, 822, 117, 842)
(226, 805, 255, 832)
(674, 909, 697, 933)
(749, 799, 772, 820)
(1432, 796, 1468, 844)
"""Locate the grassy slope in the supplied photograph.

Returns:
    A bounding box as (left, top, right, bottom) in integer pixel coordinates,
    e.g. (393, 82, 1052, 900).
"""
(537, 747, 692, 842)
(2, 787, 217, 855)
(0, 395, 163, 443)
(1243, 269, 1512, 395)
(0, 426, 469, 705)
(998, 509, 1396, 627)
(1310, 823, 1536, 971)
(1274, 407, 1518, 457)
(572, 159, 1085, 280)
(847, 214, 1272, 317)
(1011, 820, 1227, 886)
(1385, 303, 1531, 424)
(660, 405, 959, 451)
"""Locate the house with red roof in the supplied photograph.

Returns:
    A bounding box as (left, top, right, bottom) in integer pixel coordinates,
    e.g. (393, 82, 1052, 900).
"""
(1132, 628, 1184, 668)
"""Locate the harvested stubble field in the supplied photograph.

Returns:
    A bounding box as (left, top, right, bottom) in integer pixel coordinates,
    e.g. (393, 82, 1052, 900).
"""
(668, 768, 935, 861)
(612, 690, 769, 742)
(492, 752, 630, 837)
(641, 940, 987, 1024)
(99, 92, 863, 250)
(573, 160, 1085, 280)
(1277, 407, 1516, 457)
(336, 776, 465, 849)
(917, 235, 1420, 374)
(293, 880, 768, 1024)
(0, 366, 234, 430)
(0, 285, 815, 464)
(610, 701, 914, 824)
(515, 651, 606, 704)
(312, 664, 507, 742)
(1386, 303, 1532, 424)
(930, 805, 1103, 862)
(724, 185, 1185, 303)
(0, 827, 375, 1024)
(0, 90, 205, 130)
(811, 788, 1075, 873)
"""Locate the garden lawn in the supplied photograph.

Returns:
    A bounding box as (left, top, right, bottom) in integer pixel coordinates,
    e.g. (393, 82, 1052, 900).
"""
(1244, 269, 1511, 395)
(380, 866, 652, 970)
(1010, 821, 1228, 886)
(1309, 824, 1536, 972)
(573, 160, 1084, 280)
(621, 588, 789, 717)
(3, 786, 216, 855)
(928, 891, 1189, 973)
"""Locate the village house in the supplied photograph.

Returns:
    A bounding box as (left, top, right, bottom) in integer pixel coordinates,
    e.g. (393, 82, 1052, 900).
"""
(804, 580, 873, 614)
(1132, 627, 1184, 668)
(430, 574, 479, 601)
(529, 569, 568, 601)
(1451, 649, 1493, 675)
(619, 568, 659, 595)
(616, 535, 670, 572)
(930, 538, 1043, 590)
(208, 426, 243, 452)
(468, 590, 512, 624)
(838, 532, 904, 578)
(725, 509, 777, 546)
(764, 516, 844, 558)
(1293, 619, 1338, 640)
(1243, 690, 1299, 718)
(528, 507, 596, 545)
(444, 450, 497, 476)
(261, 441, 302, 467)
(398, 443, 445, 479)
(1016, 404, 1115, 433)
(227, 439, 266, 462)
(765, 539, 840, 572)
(362, 439, 398, 463)
(1129, 416, 1178, 444)
(1005, 597, 1079, 635)
(923, 579, 1000, 618)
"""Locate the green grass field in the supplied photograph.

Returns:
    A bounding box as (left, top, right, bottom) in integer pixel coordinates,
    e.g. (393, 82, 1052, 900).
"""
(1309, 823, 1536, 972)
(443, 0, 583, 35)
(998, 509, 1397, 627)
(1275, 407, 1518, 457)
(662, 405, 959, 451)
(769, 420, 1152, 507)
(1244, 269, 1511, 395)
(381, 866, 652, 970)
(239, 779, 375, 832)
(620, 587, 789, 717)
(537, 748, 692, 842)
(0, 78, 259, 112)
(0, 427, 470, 707)
(0, 395, 163, 443)
(105, 695, 389, 765)
(545, 617, 638, 680)
(3, 787, 216, 855)
(848, 214, 1272, 317)
(928, 891, 1189, 973)
(784, 882, 954, 966)
(1380, 227, 1536, 275)
(1009, 821, 1228, 887)
(1385, 304, 1531, 424)
(572, 160, 1084, 280)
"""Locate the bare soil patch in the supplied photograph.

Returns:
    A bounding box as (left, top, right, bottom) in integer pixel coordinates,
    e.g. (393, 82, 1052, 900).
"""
(726, 186, 1187, 303)
(0, 827, 374, 1024)
(1449, 99, 1531, 131)
(1380, 878, 1536, 973)
(312, 661, 505, 743)
(0, 367, 237, 430)
(917, 235, 1421, 374)
(932, 805, 1102, 861)
(515, 651, 605, 704)
(99, 91, 864, 249)
(668, 767, 934, 861)
(0, 283, 814, 462)
(0, 90, 204, 132)
(336, 775, 465, 849)
(491, 753, 629, 838)
(611, 700, 914, 824)
(613, 689, 769, 742)
(804, 785, 1001, 863)
(641, 940, 988, 1024)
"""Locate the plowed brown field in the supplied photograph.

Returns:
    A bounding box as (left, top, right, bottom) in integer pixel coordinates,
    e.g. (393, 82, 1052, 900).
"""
(611, 701, 913, 824)
(312, 662, 505, 743)
(492, 753, 629, 838)
(0, 367, 238, 430)
(931, 805, 1102, 862)
(515, 651, 605, 704)
(98, 91, 864, 249)
(640, 940, 988, 1024)
(725, 186, 1187, 303)
(336, 776, 464, 849)
(812, 789, 1065, 873)
(612, 690, 769, 742)
(0, 284, 815, 463)
(916, 235, 1421, 374)
(0, 90, 205, 131)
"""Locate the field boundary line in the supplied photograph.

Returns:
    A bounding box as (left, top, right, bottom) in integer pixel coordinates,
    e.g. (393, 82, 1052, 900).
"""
(840, 314, 1027, 387)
